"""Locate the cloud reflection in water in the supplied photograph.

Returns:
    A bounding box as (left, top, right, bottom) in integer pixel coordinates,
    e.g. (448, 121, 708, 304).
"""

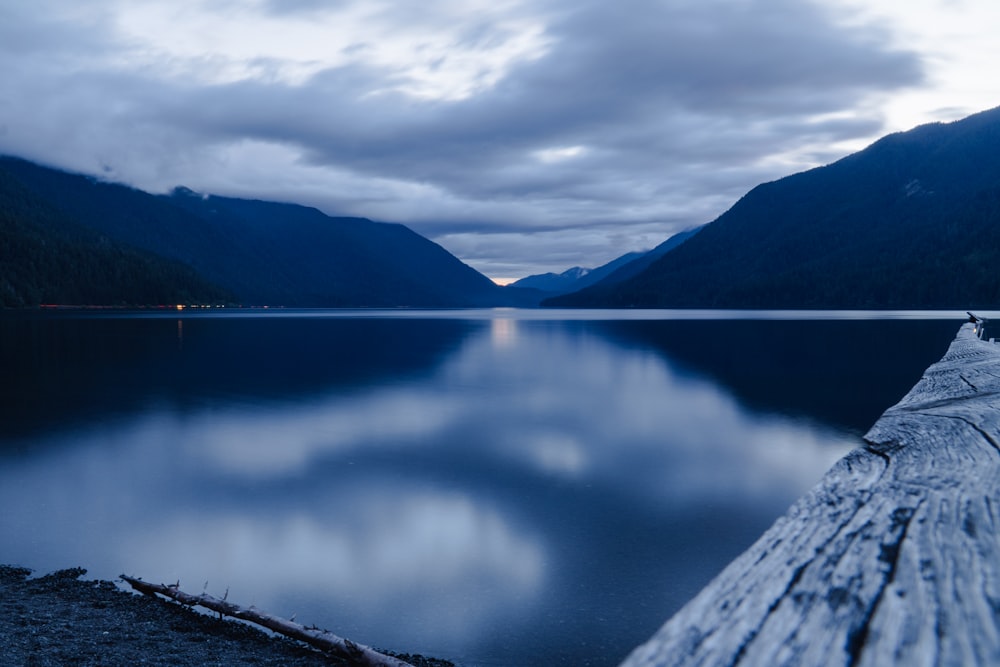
(0, 314, 863, 665)
(122, 488, 545, 647)
(171, 317, 853, 507)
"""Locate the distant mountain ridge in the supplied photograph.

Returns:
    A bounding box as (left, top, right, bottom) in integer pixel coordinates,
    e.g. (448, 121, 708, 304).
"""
(0, 156, 517, 308)
(510, 252, 645, 294)
(12, 105, 1000, 311)
(592, 226, 703, 287)
(512, 226, 702, 296)
(549, 106, 1000, 309)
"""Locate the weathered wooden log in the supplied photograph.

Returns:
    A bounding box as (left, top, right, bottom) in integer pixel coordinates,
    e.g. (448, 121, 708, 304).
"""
(120, 575, 414, 667)
(621, 322, 1000, 667)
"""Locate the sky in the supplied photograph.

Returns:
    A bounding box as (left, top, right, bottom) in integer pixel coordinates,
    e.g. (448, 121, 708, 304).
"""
(2, 0, 999, 283)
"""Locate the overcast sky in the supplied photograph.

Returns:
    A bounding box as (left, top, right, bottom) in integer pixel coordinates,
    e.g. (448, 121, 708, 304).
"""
(2, 0, 998, 281)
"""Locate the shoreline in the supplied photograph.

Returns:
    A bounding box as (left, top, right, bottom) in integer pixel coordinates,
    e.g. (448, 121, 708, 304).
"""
(0, 565, 454, 667)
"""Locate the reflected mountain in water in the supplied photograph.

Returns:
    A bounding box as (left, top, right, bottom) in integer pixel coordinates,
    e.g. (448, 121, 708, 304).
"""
(597, 318, 959, 434)
(0, 312, 960, 666)
(0, 313, 477, 442)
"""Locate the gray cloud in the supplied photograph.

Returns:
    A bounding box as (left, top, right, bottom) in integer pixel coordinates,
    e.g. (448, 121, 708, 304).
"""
(0, 0, 925, 278)
(260, 0, 351, 15)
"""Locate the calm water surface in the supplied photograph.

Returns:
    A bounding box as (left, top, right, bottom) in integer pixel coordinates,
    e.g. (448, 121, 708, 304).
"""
(0, 310, 969, 666)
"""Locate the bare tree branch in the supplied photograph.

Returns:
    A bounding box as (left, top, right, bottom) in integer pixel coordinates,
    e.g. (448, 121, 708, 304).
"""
(120, 575, 414, 667)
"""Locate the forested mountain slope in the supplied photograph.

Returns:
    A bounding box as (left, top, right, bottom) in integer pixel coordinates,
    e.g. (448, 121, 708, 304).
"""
(0, 156, 507, 307)
(550, 106, 1000, 309)
(0, 165, 231, 307)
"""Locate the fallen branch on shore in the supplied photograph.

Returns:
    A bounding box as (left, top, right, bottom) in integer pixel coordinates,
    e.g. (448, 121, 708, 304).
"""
(120, 575, 413, 667)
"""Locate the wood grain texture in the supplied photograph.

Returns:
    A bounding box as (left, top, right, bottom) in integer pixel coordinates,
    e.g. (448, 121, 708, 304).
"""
(620, 323, 1000, 667)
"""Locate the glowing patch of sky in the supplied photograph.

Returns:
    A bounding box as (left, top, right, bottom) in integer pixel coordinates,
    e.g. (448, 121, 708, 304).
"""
(830, 0, 1000, 133)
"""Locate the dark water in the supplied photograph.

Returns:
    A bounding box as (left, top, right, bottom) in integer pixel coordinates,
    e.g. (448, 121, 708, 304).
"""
(0, 310, 967, 666)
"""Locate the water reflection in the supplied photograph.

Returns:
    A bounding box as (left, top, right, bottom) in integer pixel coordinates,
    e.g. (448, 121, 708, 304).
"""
(490, 317, 518, 348)
(181, 389, 464, 476)
(598, 319, 959, 434)
(124, 489, 546, 647)
(0, 316, 476, 442)
(0, 312, 951, 666)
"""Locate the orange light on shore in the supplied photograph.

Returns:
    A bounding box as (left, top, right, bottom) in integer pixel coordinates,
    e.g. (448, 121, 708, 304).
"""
(176, 304, 185, 311)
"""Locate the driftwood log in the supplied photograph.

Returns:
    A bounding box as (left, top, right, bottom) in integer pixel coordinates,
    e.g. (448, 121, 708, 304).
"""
(621, 322, 1000, 666)
(120, 575, 414, 667)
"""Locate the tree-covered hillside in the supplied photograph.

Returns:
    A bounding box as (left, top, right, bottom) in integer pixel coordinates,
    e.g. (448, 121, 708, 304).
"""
(0, 156, 510, 307)
(550, 106, 1000, 309)
(0, 165, 232, 307)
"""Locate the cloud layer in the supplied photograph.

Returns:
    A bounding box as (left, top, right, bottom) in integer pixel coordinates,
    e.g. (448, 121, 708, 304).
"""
(0, 0, 928, 278)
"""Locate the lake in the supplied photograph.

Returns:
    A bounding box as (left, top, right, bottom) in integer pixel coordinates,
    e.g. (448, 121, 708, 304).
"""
(0, 309, 970, 666)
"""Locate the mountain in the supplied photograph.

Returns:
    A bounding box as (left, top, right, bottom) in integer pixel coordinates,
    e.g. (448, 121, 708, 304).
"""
(0, 156, 509, 307)
(510, 252, 645, 294)
(587, 226, 703, 288)
(0, 165, 232, 307)
(161, 187, 505, 307)
(511, 266, 596, 293)
(512, 226, 702, 297)
(549, 106, 1000, 309)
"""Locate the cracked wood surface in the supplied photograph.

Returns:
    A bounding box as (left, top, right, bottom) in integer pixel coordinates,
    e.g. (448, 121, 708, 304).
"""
(620, 323, 1000, 667)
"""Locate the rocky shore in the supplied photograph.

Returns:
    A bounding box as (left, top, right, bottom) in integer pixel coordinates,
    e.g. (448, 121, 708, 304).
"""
(0, 566, 453, 667)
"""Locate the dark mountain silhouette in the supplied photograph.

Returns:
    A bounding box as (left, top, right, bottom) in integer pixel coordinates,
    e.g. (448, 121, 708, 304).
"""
(510, 252, 645, 294)
(0, 163, 232, 307)
(549, 106, 1000, 309)
(161, 187, 506, 307)
(0, 156, 511, 307)
(512, 226, 702, 297)
(511, 265, 600, 294)
(589, 226, 703, 288)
